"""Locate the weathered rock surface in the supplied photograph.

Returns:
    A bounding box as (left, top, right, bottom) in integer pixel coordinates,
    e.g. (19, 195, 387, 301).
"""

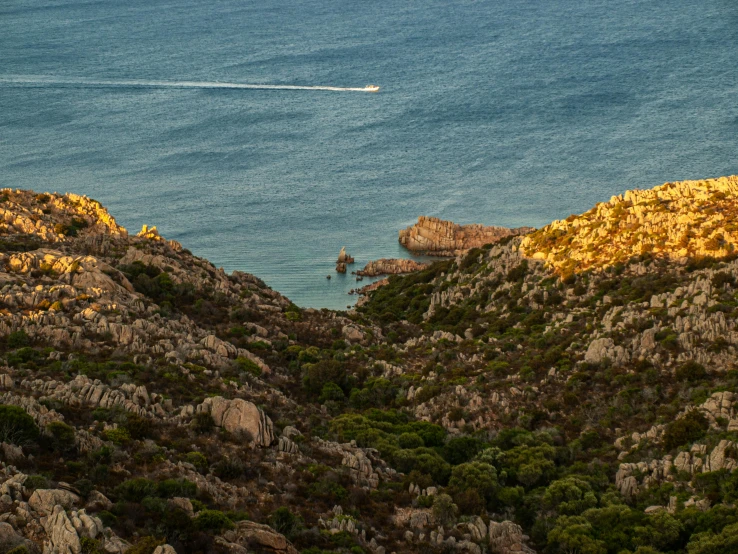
(399, 216, 533, 256)
(220, 520, 299, 554)
(522, 175, 738, 273)
(197, 396, 275, 446)
(357, 258, 429, 276)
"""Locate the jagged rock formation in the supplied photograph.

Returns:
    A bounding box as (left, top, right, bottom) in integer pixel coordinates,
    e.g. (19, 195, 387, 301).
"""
(399, 216, 533, 256)
(522, 175, 738, 274)
(357, 258, 429, 277)
(336, 246, 355, 273)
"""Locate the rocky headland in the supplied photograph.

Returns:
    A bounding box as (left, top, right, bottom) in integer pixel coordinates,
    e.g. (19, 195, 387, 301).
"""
(3, 178, 738, 554)
(399, 216, 534, 256)
(356, 259, 429, 277)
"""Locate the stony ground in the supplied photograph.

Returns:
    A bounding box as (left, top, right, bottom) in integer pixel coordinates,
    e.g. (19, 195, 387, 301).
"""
(2, 178, 738, 554)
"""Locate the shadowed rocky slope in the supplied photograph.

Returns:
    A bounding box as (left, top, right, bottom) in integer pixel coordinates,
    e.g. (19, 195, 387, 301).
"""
(3, 179, 738, 554)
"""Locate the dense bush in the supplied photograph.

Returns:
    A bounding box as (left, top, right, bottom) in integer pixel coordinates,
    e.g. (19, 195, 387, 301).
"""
(194, 510, 235, 532)
(675, 360, 708, 383)
(663, 410, 709, 451)
(0, 404, 40, 446)
(115, 478, 196, 502)
(45, 421, 76, 453)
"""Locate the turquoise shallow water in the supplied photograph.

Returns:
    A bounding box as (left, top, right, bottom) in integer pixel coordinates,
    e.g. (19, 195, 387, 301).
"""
(1, 0, 737, 309)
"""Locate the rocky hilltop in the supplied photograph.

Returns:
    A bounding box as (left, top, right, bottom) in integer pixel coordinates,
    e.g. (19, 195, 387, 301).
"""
(522, 175, 738, 275)
(3, 179, 738, 554)
(399, 216, 533, 256)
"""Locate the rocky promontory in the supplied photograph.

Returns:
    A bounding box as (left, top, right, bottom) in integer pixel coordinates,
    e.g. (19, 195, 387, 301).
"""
(399, 216, 533, 256)
(356, 258, 429, 277)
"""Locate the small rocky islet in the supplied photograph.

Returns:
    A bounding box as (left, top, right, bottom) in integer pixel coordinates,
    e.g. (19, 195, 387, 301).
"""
(1, 177, 738, 553)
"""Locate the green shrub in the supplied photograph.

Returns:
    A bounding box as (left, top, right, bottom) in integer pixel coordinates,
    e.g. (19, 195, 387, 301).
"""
(270, 506, 301, 539)
(443, 436, 485, 465)
(46, 421, 76, 452)
(213, 457, 245, 480)
(398, 432, 424, 449)
(194, 509, 235, 532)
(115, 478, 158, 502)
(663, 410, 709, 450)
(6, 347, 40, 367)
(97, 510, 118, 527)
(192, 412, 214, 433)
(449, 461, 498, 500)
(432, 493, 458, 526)
(157, 479, 197, 498)
(236, 356, 262, 377)
(24, 474, 49, 491)
(125, 537, 166, 554)
(6, 330, 29, 348)
(124, 414, 152, 440)
(675, 360, 708, 382)
(185, 451, 209, 473)
(319, 382, 346, 403)
(0, 404, 40, 445)
(103, 427, 131, 445)
(80, 537, 104, 554)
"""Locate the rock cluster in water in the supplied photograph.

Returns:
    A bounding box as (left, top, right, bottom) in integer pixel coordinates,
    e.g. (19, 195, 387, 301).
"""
(336, 246, 355, 273)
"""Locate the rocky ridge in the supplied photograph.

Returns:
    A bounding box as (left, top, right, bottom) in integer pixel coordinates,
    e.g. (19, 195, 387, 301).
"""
(522, 175, 738, 274)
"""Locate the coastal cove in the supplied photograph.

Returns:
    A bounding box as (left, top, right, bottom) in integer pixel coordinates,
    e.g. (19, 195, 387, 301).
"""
(1, 0, 738, 308)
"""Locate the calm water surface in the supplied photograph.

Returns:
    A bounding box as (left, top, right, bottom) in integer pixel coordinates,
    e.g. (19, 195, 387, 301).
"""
(1, 0, 737, 308)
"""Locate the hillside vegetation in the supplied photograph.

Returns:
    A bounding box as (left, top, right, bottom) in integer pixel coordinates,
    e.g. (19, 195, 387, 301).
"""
(1, 178, 738, 554)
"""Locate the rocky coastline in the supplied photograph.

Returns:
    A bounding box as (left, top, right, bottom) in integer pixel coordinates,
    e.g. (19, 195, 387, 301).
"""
(399, 216, 534, 256)
(356, 258, 429, 277)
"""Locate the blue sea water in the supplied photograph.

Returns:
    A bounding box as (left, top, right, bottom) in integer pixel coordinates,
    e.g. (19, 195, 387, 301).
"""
(1, 0, 737, 309)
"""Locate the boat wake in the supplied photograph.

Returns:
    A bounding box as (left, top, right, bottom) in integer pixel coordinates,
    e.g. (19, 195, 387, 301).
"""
(0, 75, 380, 93)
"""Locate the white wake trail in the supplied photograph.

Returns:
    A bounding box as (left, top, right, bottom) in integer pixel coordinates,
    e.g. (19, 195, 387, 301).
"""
(0, 76, 379, 93)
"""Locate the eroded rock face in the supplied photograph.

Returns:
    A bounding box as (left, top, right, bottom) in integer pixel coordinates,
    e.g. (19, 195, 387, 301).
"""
(42, 505, 81, 554)
(0, 521, 28, 552)
(197, 397, 275, 446)
(488, 521, 536, 554)
(399, 216, 533, 256)
(220, 520, 299, 554)
(357, 258, 429, 277)
(29, 489, 80, 516)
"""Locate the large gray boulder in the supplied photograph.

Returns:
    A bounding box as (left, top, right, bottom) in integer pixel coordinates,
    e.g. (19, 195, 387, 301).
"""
(197, 397, 274, 446)
(29, 489, 80, 516)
